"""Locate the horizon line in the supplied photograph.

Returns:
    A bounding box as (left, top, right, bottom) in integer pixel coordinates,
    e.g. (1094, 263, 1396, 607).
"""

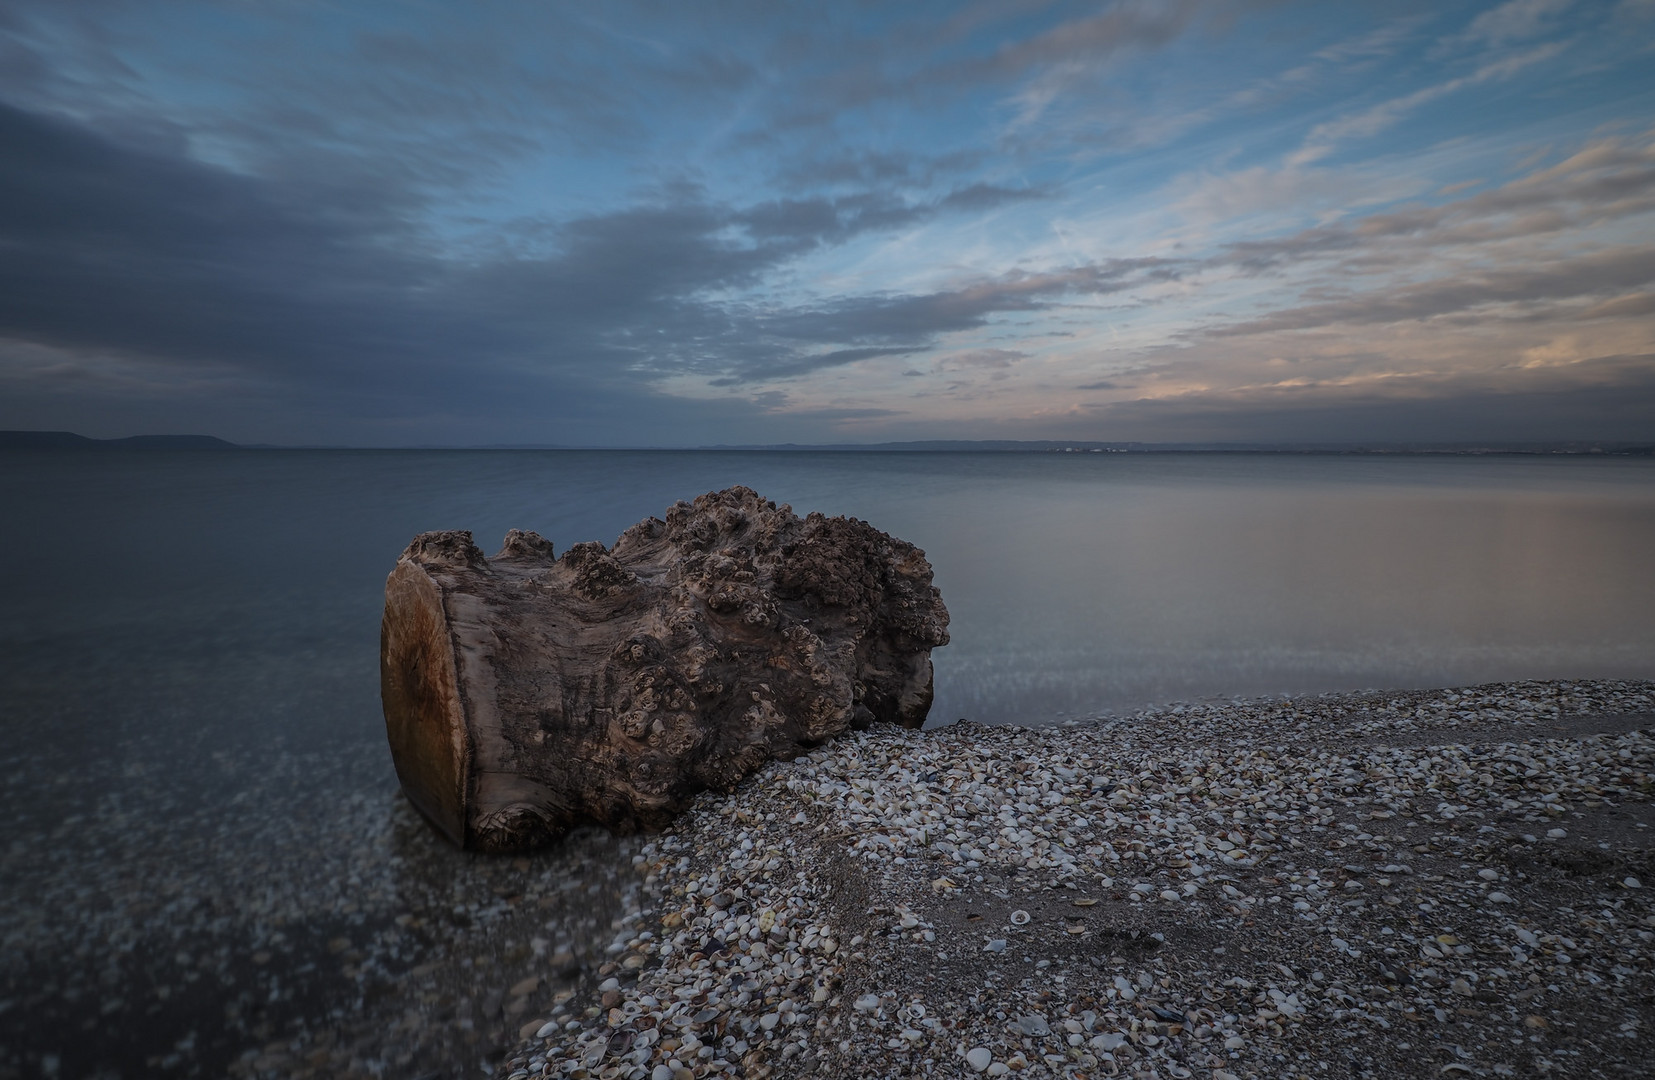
(4, 430, 1654, 454)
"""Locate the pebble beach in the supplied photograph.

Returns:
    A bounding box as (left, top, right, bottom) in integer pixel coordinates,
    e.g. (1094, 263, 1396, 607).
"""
(7, 678, 1654, 1080)
(500, 679, 1655, 1080)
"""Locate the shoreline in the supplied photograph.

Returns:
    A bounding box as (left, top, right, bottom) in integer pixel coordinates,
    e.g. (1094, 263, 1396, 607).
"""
(6, 678, 1651, 1079)
(499, 679, 1655, 1080)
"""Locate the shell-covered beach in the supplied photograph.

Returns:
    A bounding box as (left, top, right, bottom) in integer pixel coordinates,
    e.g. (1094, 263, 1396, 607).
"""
(501, 680, 1655, 1080)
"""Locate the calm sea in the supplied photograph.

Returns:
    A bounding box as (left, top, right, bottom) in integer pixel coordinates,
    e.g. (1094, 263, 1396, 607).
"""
(2, 448, 1653, 1075)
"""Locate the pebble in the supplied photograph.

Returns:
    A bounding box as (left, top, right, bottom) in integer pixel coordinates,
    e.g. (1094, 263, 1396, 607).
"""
(966, 1046, 994, 1070)
(1012, 1014, 1050, 1036)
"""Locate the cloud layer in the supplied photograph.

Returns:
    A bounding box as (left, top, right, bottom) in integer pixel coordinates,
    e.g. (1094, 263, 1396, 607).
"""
(1, 0, 1652, 444)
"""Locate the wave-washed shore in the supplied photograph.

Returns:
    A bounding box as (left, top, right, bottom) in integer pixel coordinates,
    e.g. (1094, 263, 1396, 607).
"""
(6, 679, 1652, 1080)
(499, 679, 1655, 1080)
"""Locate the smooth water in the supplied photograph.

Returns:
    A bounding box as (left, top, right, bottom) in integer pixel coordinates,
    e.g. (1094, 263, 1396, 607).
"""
(2, 449, 1653, 1075)
(4, 450, 1654, 747)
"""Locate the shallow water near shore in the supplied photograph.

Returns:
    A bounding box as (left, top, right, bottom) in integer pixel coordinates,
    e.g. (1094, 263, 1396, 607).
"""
(3, 449, 1653, 1078)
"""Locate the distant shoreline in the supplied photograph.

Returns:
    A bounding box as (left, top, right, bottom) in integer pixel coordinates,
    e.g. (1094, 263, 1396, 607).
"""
(0, 430, 239, 451)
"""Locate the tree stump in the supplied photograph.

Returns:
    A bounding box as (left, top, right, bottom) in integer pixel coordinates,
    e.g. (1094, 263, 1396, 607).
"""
(380, 486, 950, 852)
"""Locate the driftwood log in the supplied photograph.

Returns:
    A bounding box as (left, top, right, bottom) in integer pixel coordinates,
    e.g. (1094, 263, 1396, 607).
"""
(380, 486, 950, 852)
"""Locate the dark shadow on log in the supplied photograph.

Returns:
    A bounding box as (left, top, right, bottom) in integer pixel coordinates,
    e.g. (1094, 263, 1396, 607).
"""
(380, 486, 950, 852)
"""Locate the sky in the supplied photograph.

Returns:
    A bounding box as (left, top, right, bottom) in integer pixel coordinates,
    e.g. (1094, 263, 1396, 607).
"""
(1, 0, 1653, 446)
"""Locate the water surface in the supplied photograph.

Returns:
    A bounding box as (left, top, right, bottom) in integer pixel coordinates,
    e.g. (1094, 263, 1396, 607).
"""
(2, 449, 1652, 1076)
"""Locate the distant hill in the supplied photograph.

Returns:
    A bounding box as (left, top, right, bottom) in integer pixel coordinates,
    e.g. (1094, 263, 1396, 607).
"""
(0, 430, 238, 450)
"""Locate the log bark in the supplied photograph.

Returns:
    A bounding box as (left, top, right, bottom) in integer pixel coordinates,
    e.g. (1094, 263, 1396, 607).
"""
(380, 486, 950, 852)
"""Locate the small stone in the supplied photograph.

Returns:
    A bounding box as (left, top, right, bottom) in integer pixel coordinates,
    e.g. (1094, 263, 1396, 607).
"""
(986, 1065, 1010, 1077)
(652, 1067, 674, 1080)
(599, 978, 620, 992)
(966, 1046, 994, 1071)
(1478, 869, 1498, 881)
(984, 938, 1007, 953)
(1012, 1014, 1050, 1037)
(1625, 876, 1643, 889)
(1546, 828, 1567, 839)
(759, 1013, 779, 1031)
(1488, 891, 1513, 904)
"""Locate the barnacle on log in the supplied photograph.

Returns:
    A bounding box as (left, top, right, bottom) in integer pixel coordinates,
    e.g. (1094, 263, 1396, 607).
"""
(380, 486, 949, 852)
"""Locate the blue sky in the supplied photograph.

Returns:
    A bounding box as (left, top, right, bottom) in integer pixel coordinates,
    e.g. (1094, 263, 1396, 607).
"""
(2, 0, 1653, 445)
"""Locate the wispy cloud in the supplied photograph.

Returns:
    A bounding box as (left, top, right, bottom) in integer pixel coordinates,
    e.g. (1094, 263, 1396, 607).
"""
(1462, 0, 1576, 45)
(1206, 246, 1655, 336)
(1288, 41, 1569, 167)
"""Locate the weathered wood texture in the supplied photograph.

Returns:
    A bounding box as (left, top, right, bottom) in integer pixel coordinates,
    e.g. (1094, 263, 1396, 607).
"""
(380, 486, 950, 852)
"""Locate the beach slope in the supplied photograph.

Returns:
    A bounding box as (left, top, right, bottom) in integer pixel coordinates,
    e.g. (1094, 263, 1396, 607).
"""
(504, 680, 1655, 1080)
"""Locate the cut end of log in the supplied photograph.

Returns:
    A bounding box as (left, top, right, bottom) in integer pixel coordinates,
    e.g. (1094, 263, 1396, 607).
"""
(380, 558, 470, 846)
